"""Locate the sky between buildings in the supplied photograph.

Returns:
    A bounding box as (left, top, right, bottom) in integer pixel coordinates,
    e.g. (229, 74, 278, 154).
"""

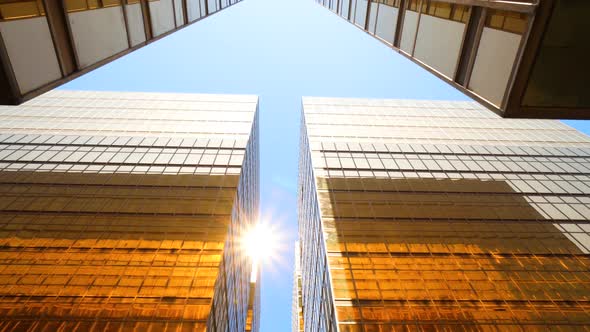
(60, 0, 590, 329)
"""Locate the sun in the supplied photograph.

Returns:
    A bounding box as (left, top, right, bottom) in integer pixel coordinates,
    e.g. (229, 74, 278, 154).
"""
(241, 221, 280, 282)
(244, 223, 275, 260)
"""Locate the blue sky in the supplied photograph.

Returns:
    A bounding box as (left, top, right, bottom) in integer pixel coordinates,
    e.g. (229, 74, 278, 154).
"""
(60, 0, 590, 329)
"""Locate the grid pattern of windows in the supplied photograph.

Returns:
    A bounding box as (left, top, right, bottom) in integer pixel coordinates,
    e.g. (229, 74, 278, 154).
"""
(0, 172, 233, 331)
(303, 99, 590, 146)
(298, 117, 338, 332)
(0, 0, 245, 105)
(314, 0, 564, 119)
(298, 97, 590, 331)
(208, 108, 260, 332)
(0, 90, 255, 139)
(0, 137, 246, 175)
(0, 91, 259, 331)
(292, 242, 304, 332)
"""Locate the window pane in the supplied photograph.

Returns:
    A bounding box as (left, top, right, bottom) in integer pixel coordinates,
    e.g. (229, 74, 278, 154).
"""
(0, 0, 43, 20)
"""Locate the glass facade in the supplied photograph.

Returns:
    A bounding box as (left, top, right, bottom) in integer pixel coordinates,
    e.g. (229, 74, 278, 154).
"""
(292, 241, 304, 332)
(0, 0, 245, 105)
(208, 100, 260, 332)
(0, 90, 259, 331)
(298, 97, 590, 331)
(315, 0, 590, 119)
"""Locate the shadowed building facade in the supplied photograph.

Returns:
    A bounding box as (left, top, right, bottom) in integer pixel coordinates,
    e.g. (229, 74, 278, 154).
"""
(0, 0, 243, 105)
(297, 97, 590, 331)
(314, 0, 589, 119)
(0, 90, 260, 331)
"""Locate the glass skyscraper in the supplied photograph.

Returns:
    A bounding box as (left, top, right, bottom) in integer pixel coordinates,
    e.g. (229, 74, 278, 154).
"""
(0, 90, 259, 331)
(297, 97, 590, 331)
(313, 0, 589, 119)
(292, 241, 304, 332)
(0, 0, 243, 105)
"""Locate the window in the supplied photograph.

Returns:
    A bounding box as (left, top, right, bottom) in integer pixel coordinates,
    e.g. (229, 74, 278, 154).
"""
(420, 1, 470, 23)
(0, 0, 45, 20)
(374, 0, 400, 7)
(450, 4, 470, 23)
(406, 0, 419, 12)
(485, 9, 528, 34)
(65, 0, 99, 11)
(102, 0, 122, 6)
(65, 0, 121, 13)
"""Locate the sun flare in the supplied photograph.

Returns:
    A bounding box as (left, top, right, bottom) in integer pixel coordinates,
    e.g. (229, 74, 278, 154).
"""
(243, 222, 277, 262)
(241, 220, 282, 282)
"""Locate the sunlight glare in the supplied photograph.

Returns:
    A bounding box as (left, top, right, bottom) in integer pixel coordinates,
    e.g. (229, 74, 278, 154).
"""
(242, 221, 279, 282)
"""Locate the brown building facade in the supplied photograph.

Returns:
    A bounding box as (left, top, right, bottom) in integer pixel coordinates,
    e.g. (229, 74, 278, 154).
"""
(297, 97, 590, 331)
(0, 0, 243, 105)
(0, 90, 260, 331)
(314, 0, 589, 119)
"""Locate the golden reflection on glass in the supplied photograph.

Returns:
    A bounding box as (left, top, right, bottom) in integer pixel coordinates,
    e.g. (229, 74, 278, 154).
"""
(318, 177, 590, 330)
(0, 171, 239, 331)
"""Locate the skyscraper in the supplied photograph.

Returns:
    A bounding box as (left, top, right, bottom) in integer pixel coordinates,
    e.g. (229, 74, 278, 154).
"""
(297, 96, 590, 331)
(0, 0, 242, 105)
(0, 90, 260, 331)
(314, 0, 589, 119)
(292, 241, 304, 332)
